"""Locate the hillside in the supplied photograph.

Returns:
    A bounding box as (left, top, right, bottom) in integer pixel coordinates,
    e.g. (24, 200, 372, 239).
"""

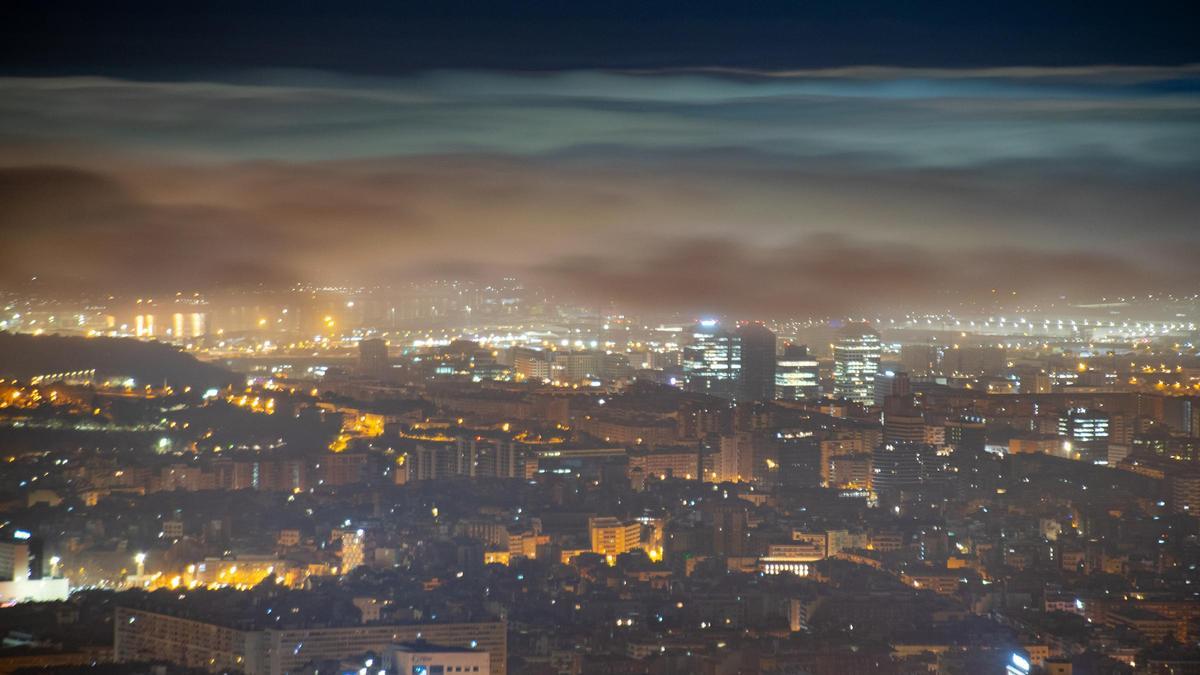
(0, 332, 236, 389)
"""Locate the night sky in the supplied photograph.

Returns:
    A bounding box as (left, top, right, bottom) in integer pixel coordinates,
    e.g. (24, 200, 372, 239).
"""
(1, 1, 1198, 313)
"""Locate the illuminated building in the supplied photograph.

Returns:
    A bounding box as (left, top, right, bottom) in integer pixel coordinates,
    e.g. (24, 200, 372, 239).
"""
(588, 517, 643, 560)
(627, 446, 700, 482)
(358, 338, 389, 375)
(682, 321, 777, 401)
(390, 642, 490, 675)
(511, 347, 551, 381)
(827, 453, 872, 489)
(758, 558, 810, 576)
(341, 530, 365, 574)
(0, 534, 68, 603)
(766, 541, 823, 562)
(833, 323, 881, 404)
(1058, 408, 1110, 463)
(775, 344, 819, 400)
(191, 556, 301, 589)
(715, 432, 756, 483)
(682, 320, 740, 399)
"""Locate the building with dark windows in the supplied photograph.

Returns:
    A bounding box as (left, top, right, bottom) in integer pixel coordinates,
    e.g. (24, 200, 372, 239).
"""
(114, 607, 507, 675)
(870, 442, 945, 496)
(358, 338, 390, 375)
(735, 322, 777, 402)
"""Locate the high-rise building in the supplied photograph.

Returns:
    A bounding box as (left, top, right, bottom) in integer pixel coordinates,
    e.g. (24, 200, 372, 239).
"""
(870, 442, 945, 496)
(875, 368, 911, 407)
(1058, 408, 1110, 463)
(715, 432, 756, 483)
(705, 500, 748, 558)
(683, 320, 741, 399)
(358, 338, 389, 375)
(833, 323, 881, 405)
(735, 322, 776, 402)
(683, 320, 777, 401)
(775, 344, 820, 400)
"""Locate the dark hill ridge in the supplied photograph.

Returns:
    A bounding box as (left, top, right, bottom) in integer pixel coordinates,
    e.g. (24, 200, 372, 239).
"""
(0, 332, 236, 389)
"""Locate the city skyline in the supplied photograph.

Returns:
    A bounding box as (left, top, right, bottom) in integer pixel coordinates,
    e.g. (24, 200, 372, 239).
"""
(2, 4, 1200, 674)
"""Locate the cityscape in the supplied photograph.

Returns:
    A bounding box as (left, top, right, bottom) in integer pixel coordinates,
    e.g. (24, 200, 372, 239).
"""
(2, 2, 1200, 675)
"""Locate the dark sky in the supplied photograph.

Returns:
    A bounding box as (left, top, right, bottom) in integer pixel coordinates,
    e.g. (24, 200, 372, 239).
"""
(3, 0, 1198, 75)
(0, 2, 1198, 315)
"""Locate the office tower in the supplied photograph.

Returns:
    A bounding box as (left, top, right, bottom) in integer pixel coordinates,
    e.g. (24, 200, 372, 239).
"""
(1058, 408, 1111, 463)
(358, 338, 389, 375)
(683, 320, 778, 401)
(833, 323, 881, 405)
(777, 434, 822, 489)
(882, 371, 923, 443)
(775, 344, 820, 400)
(870, 442, 945, 496)
(683, 320, 741, 399)
(874, 368, 911, 407)
(735, 322, 776, 402)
